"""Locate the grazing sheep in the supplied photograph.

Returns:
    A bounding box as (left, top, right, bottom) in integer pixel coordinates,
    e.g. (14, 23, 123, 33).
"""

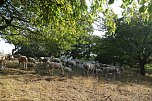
(18, 55, 28, 70)
(63, 67, 73, 77)
(104, 66, 121, 79)
(95, 68, 103, 74)
(5, 54, 14, 62)
(28, 57, 37, 64)
(51, 58, 61, 63)
(76, 63, 84, 69)
(83, 63, 96, 75)
(0, 56, 6, 69)
(66, 60, 76, 68)
(38, 57, 49, 63)
(64, 67, 72, 73)
(46, 61, 64, 75)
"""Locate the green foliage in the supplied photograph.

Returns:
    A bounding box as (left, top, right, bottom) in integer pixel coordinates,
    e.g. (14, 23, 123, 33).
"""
(0, 0, 152, 58)
(108, 0, 115, 4)
(101, 15, 152, 72)
(139, 5, 146, 13)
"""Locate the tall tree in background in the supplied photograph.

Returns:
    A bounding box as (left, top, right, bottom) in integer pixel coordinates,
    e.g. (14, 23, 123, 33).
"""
(102, 14, 152, 75)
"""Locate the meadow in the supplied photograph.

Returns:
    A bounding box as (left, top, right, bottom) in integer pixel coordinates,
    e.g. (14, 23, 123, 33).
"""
(0, 61, 152, 101)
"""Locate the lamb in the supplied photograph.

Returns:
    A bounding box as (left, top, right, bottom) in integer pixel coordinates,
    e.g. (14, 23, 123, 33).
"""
(17, 54, 28, 70)
(46, 61, 64, 75)
(0, 55, 6, 69)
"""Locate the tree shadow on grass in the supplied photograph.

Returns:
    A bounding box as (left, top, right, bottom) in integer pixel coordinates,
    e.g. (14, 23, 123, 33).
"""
(1, 63, 152, 87)
(0, 63, 69, 83)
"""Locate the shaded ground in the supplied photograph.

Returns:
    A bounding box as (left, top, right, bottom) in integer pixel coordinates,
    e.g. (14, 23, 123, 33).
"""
(0, 62, 152, 101)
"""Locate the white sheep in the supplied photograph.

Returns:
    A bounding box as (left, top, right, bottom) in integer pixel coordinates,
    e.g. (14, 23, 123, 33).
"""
(83, 63, 96, 75)
(28, 57, 37, 64)
(0, 55, 6, 69)
(46, 61, 64, 75)
(66, 60, 77, 68)
(104, 66, 121, 79)
(38, 57, 50, 63)
(51, 58, 61, 63)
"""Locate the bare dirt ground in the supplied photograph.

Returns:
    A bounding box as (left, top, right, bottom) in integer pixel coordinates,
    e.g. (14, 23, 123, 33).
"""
(0, 63, 152, 101)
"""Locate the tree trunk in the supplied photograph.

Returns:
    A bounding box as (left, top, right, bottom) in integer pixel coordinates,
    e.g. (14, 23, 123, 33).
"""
(139, 63, 145, 76)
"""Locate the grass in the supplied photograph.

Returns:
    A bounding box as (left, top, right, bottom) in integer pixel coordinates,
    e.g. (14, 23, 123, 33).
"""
(0, 62, 152, 101)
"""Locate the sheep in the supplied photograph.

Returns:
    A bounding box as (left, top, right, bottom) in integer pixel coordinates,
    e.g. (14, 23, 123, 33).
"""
(5, 54, 14, 62)
(76, 63, 84, 69)
(83, 63, 96, 75)
(64, 66, 72, 73)
(46, 61, 64, 76)
(95, 68, 103, 74)
(0, 55, 6, 69)
(63, 66, 73, 77)
(38, 57, 49, 63)
(104, 66, 121, 79)
(28, 57, 37, 64)
(68, 60, 76, 68)
(64, 60, 76, 68)
(51, 58, 61, 63)
(17, 55, 28, 70)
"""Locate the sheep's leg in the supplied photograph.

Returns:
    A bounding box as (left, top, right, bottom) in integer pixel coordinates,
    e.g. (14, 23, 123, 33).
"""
(61, 68, 64, 76)
(1, 65, 4, 69)
(105, 70, 108, 78)
(23, 63, 25, 69)
(1, 62, 4, 69)
(83, 70, 86, 76)
(113, 72, 116, 79)
(48, 67, 53, 75)
(93, 69, 95, 75)
(25, 63, 27, 70)
(24, 63, 27, 70)
(51, 68, 54, 75)
(18, 61, 20, 66)
(87, 69, 89, 76)
(48, 68, 53, 75)
(48, 68, 51, 74)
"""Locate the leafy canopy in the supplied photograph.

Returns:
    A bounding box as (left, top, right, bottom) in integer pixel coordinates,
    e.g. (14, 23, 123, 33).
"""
(0, 0, 151, 55)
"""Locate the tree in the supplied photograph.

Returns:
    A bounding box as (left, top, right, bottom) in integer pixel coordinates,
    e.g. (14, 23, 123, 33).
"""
(0, 0, 97, 54)
(0, 0, 152, 59)
(104, 16, 152, 75)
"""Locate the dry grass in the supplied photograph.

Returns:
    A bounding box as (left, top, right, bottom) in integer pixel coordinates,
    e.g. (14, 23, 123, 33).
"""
(0, 63, 152, 101)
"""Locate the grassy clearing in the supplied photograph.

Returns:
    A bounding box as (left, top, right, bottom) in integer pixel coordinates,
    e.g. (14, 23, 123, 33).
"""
(0, 63, 152, 101)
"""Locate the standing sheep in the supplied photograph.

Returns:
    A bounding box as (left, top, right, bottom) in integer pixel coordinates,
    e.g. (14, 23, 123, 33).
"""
(83, 63, 96, 75)
(17, 54, 28, 70)
(46, 61, 64, 76)
(104, 66, 121, 79)
(0, 56, 6, 69)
